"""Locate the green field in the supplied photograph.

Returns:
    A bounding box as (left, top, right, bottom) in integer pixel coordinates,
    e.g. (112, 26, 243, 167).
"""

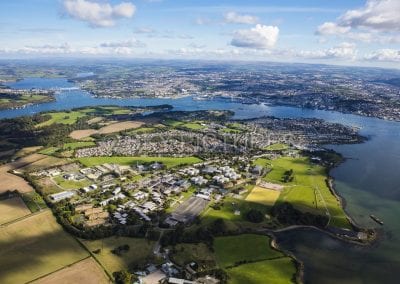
(39, 147, 60, 155)
(21, 191, 47, 212)
(171, 243, 216, 268)
(265, 143, 289, 151)
(181, 122, 206, 130)
(246, 186, 281, 206)
(227, 258, 296, 284)
(82, 237, 155, 275)
(254, 157, 351, 228)
(78, 156, 202, 169)
(214, 234, 284, 268)
(214, 234, 296, 284)
(36, 111, 87, 127)
(0, 211, 88, 284)
(53, 176, 92, 190)
(63, 141, 96, 150)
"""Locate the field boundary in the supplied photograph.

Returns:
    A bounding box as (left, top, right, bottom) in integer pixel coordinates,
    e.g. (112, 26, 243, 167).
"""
(26, 256, 92, 284)
(0, 208, 49, 227)
(75, 238, 114, 281)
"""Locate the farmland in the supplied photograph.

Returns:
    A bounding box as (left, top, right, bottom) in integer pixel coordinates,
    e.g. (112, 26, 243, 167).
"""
(0, 210, 88, 284)
(82, 237, 155, 275)
(32, 257, 110, 284)
(36, 111, 87, 127)
(78, 156, 202, 169)
(0, 196, 31, 224)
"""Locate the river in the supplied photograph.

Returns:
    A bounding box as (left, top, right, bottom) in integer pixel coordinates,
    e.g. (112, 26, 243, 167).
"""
(2, 78, 400, 283)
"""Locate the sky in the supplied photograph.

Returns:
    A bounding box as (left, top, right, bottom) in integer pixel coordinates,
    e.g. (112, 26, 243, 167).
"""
(0, 0, 399, 68)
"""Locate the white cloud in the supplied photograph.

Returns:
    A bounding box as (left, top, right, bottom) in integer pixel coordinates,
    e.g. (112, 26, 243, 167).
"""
(317, 0, 400, 37)
(224, 12, 258, 24)
(316, 22, 350, 35)
(134, 27, 155, 34)
(231, 24, 279, 49)
(339, 0, 400, 32)
(100, 39, 145, 48)
(364, 49, 400, 62)
(299, 42, 357, 60)
(63, 0, 136, 28)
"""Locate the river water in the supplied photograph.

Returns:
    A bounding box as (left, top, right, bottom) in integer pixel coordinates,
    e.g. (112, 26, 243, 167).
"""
(3, 78, 400, 283)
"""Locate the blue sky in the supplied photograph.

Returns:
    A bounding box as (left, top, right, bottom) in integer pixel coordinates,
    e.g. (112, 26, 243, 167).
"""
(0, 0, 399, 68)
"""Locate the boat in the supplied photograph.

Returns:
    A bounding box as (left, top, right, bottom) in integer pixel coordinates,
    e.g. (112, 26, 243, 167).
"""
(370, 214, 384, 225)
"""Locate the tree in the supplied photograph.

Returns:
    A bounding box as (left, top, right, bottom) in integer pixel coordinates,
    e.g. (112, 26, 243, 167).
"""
(246, 209, 264, 223)
(113, 270, 132, 284)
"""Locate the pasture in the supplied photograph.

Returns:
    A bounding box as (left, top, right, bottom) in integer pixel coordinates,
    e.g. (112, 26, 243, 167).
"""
(0, 210, 88, 284)
(0, 197, 31, 224)
(78, 156, 202, 169)
(226, 258, 296, 284)
(63, 141, 96, 150)
(82, 237, 155, 275)
(171, 243, 216, 268)
(214, 234, 283, 268)
(32, 257, 110, 284)
(245, 186, 281, 206)
(36, 111, 87, 127)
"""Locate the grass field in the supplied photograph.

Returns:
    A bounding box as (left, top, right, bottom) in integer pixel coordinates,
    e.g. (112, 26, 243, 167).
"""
(265, 143, 289, 151)
(181, 122, 206, 130)
(36, 111, 87, 127)
(32, 257, 110, 284)
(245, 186, 281, 206)
(21, 191, 47, 212)
(171, 243, 216, 267)
(78, 156, 202, 169)
(214, 234, 284, 268)
(53, 176, 92, 190)
(0, 197, 31, 224)
(39, 147, 60, 155)
(226, 258, 296, 284)
(82, 237, 155, 275)
(63, 141, 96, 150)
(254, 157, 351, 229)
(0, 210, 88, 284)
(214, 234, 296, 284)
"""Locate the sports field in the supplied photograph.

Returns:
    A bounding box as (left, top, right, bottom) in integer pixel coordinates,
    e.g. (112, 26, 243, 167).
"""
(82, 237, 155, 275)
(32, 257, 110, 284)
(265, 143, 289, 151)
(78, 156, 202, 169)
(0, 210, 88, 284)
(245, 186, 281, 206)
(0, 197, 31, 224)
